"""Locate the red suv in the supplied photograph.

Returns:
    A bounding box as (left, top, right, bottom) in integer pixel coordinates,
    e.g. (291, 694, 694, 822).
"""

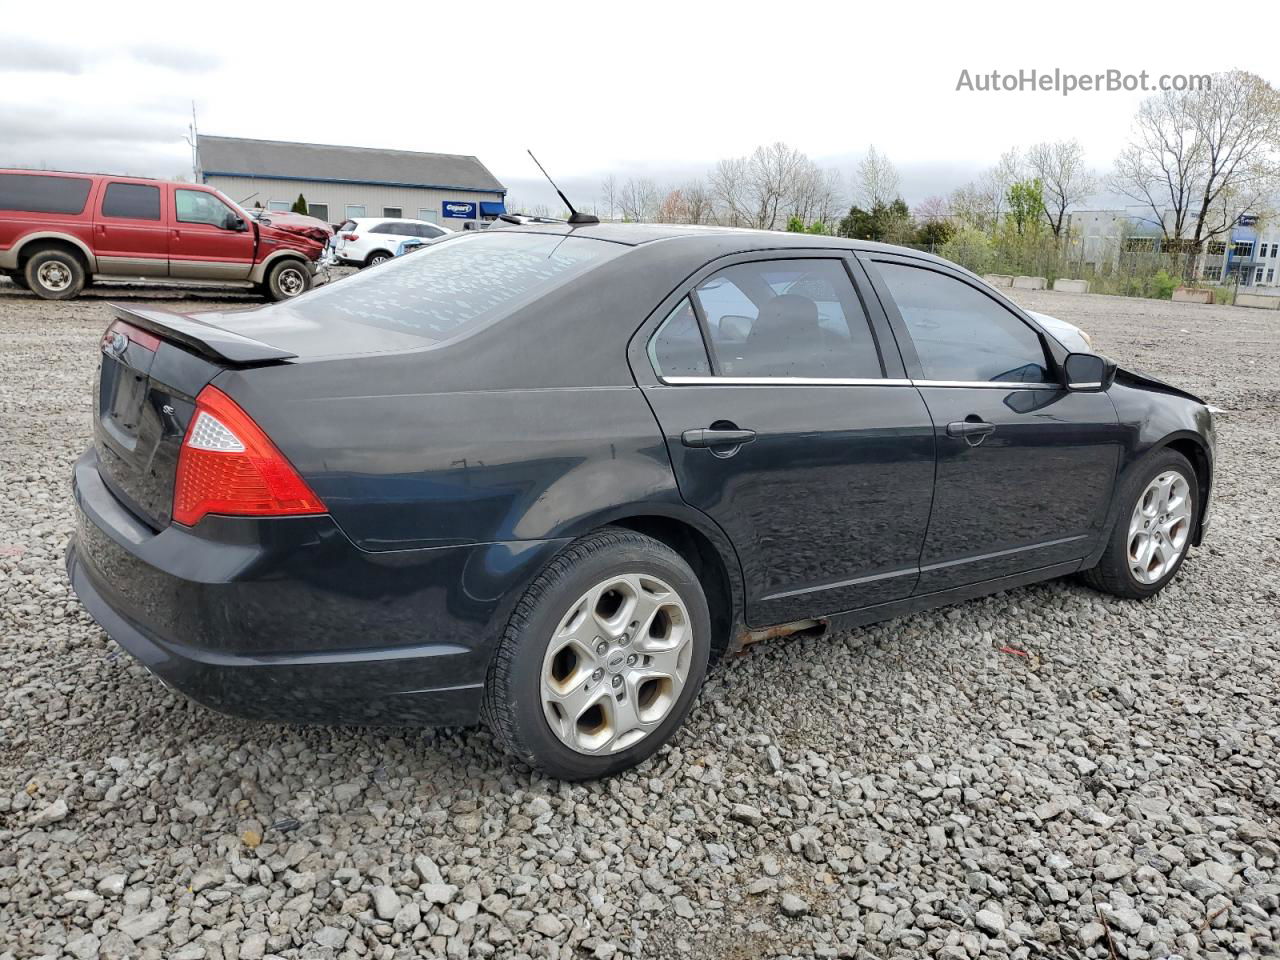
(0, 170, 328, 301)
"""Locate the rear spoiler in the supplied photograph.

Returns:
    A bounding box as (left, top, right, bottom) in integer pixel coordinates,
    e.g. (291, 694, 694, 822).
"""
(109, 305, 297, 366)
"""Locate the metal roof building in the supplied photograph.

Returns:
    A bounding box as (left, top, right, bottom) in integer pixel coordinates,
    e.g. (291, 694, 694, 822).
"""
(197, 135, 506, 229)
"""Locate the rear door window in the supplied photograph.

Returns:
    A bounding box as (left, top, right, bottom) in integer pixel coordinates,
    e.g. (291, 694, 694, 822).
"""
(692, 259, 883, 378)
(0, 173, 92, 214)
(649, 298, 711, 377)
(875, 262, 1052, 383)
(101, 182, 161, 221)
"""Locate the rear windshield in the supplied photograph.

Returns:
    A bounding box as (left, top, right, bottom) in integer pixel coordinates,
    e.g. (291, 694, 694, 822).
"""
(300, 231, 623, 342)
(0, 173, 93, 215)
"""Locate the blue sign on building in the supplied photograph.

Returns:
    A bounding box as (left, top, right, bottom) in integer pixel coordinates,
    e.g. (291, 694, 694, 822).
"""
(442, 201, 477, 219)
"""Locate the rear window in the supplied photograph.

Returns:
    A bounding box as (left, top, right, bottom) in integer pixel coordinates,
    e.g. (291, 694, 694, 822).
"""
(102, 182, 161, 221)
(299, 232, 623, 343)
(0, 173, 92, 215)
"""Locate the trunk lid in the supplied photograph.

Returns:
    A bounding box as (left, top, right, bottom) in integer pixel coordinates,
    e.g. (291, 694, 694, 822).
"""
(93, 306, 292, 529)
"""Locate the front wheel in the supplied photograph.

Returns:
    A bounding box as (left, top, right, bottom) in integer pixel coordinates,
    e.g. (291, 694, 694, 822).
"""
(264, 259, 312, 301)
(484, 528, 712, 780)
(1083, 449, 1198, 599)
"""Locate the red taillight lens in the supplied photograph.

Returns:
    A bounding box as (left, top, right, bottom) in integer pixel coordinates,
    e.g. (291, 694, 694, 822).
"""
(342, 233, 358, 242)
(172, 386, 326, 526)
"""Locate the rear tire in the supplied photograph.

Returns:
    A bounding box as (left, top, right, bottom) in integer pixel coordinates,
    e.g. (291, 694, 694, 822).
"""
(483, 527, 712, 780)
(24, 249, 86, 300)
(1083, 448, 1198, 599)
(264, 259, 311, 301)
(364, 251, 392, 268)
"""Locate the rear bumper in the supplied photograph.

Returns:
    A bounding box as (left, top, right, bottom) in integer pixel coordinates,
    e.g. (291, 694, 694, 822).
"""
(68, 447, 569, 727)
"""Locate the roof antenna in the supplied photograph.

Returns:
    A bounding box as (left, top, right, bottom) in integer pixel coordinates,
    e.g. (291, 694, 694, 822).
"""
(527, 150, 599, 225)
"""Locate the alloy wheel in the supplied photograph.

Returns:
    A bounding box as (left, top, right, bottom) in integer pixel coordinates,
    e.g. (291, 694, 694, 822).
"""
(540, 573, 693, 754)
(1127, 470, 1192, 585)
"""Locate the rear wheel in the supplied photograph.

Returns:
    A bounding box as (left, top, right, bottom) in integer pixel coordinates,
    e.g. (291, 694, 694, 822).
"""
(1083, 449, 1198, 599)
(484, 528, 711, 780)
(24, 249, 86, 300)
(264, 259, 311, 301)
(364, 251, 392, 268)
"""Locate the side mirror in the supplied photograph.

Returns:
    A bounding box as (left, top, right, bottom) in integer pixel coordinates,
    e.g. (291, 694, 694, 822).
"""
(1063, 352, 1116, 391)
(225, 214, 247, 232)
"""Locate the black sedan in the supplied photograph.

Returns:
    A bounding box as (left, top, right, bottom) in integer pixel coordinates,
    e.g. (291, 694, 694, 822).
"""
(67, 224, 1215, 779)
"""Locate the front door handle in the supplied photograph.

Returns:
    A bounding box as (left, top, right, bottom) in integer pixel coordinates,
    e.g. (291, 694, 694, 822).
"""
(682, 427, 757, 448)
(946, 420, 996, 438)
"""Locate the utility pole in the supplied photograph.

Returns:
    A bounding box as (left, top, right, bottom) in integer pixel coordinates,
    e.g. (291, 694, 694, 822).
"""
(186, 102, 201, 182)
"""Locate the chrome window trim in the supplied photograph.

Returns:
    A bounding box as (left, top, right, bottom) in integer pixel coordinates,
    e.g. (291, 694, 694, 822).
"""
(656, 376, 1065, 389)
(1067, 381, 1102, 389)
(660, 376, 913, 387)
(913, 380, 1061, 390)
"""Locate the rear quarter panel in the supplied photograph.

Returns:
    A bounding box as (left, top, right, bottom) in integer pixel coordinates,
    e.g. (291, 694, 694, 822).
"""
(213, 374, 684, 551)
(0, 176, 101, 270)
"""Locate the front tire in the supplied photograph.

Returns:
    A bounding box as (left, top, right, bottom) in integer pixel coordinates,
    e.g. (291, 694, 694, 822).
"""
(1083, 448, 1198, 599)
(264, 259, 311, 301)
(24, 249, 86, 300)
(483, 528, 712, 780)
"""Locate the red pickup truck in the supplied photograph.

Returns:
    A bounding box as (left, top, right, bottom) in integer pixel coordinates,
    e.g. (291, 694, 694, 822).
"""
(0, 170, 328, 301)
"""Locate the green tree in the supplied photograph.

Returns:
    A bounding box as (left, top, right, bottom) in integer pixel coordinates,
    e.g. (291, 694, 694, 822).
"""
(915, 218, 955, 247)
(1005, 179, 1043, 236)
(291, 193, 309, 215)
(938, 227, 994, 274)
(786, 214, 806, 233)
(805, 220, 829, 235)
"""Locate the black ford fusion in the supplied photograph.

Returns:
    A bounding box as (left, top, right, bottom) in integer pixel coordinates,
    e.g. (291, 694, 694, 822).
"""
(68, 224, 1215, 779)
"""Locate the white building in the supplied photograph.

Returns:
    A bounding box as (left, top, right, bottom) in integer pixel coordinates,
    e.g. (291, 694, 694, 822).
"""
(198, 135, 507, 230)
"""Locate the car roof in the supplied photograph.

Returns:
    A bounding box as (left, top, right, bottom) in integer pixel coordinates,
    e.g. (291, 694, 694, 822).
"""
(487, 220, 954, 265)
(354, 216, 436, 226)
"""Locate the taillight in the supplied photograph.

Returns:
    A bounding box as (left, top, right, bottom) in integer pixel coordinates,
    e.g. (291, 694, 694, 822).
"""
(172, 385, 326, 526)
(341, 233, 358, 242)
(103, 320, 162, 353)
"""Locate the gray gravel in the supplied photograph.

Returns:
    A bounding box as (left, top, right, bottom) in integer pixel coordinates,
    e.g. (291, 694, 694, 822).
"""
(1, 278, 1278, 960)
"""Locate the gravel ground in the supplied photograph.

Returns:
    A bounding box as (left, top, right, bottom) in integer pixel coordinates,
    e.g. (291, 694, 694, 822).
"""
(1, 279, 1277, 960)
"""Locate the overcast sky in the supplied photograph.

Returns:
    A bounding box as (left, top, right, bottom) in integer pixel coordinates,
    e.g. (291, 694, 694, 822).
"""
(5, 1, 1275, 213)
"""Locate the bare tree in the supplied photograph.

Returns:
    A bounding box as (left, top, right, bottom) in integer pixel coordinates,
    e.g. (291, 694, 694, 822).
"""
(678, 179, 713, 225)
(618, 177, 660, 221)
(1111, 71, 1280, 248)
(599, 174, 619, 221)
(855, 145, 900, 209)
(1027, 139, 1096, 240)
(949, 148, 1022, 234)
(914, 194, 950, 223)
(709, 156, 750, 226)
(742, 142, 808, 229)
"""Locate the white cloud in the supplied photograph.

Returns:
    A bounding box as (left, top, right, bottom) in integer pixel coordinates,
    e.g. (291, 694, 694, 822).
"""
(3, 0, 1272, 211)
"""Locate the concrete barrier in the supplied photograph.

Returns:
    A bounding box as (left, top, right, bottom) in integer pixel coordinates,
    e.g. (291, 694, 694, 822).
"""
(1012, 276, 1047, 290)
(1235, 292, 1280, 310)
(1172, 287, 1214, 304)
(983, 274, 1014, 287)
(1052, 278, 1090, 294)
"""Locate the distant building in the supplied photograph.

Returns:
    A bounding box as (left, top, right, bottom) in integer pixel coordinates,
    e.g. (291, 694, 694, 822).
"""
(197, 135, 506, 229)
(1067, 205, 1279, 287)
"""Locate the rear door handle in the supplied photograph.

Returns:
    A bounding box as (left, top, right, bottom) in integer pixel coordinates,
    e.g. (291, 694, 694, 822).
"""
(946, 420, 995, 438)
(682, 428, 757, 448)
